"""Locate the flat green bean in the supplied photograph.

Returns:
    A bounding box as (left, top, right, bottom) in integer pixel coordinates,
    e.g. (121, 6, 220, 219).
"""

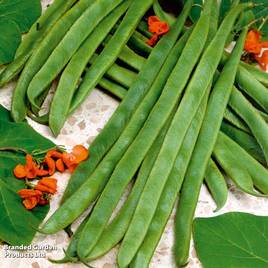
(153, 0, 176, 26)
(131, 87, 209, 268)
(127, 32, 152, 56)
(69, 0, 154, 113)
(40, 2, 191, 234)
(229, 87, 268, 164)
(27, 0, 124, 110)
(11, 0, 94, 122)
(98, 77, 127, 100)
(61, 0, 190, 202)
(87, 106, 175, 261)
(220, 121, 265, 164)
(204, 158, 228, 212)
(216, 132, 268, 194)
(174, 23, 248, 267)
(48, 1, 130, 135)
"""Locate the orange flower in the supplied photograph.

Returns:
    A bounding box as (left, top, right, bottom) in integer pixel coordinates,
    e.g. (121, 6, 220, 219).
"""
(17, 189, 43, 210)
(46, 149, 62, 159)
(14, 164, 27, 179)
(43, 156, 56, 175)
(36, 168, 49, 177)
(72, 145, 89, 163)
(55, 158, 65, 172)
(25, 154, 39, 179)
(147, 34, 159, 47)
(62, 152, 78, 173)
(34, 178, 57, 194)
(244, 29, 262, 54)
(147, 15, 169, 47)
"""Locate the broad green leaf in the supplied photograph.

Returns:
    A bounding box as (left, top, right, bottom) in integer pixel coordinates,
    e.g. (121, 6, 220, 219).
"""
(0, 0, 41, 64)
(0, 180, 49, 245)
(193, 212, 268, 268)
(0, 19, 21, 64)
(0, 105, 53, 245)
(0, 0, 41, 33)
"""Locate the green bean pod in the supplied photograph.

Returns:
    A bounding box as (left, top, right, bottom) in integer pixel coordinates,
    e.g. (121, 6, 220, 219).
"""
(48, 1, 130, 135)
(40, 4, 192, 235)
(174, 24, 248, 267)
(131, 87, 209, 268)
(241, 61, 268, 87)
(235, 65, 268, 113)
(87, 106, 175, 261)
(220, 121, 265, 165)
(27, 0, 125, 109)
(11, 0, 94, 122)
(229, 87, 268, 164)
(69, 0, 154, 113)
(223, 106, 250, 133)
(137, 20, 153, 38)
(127, 30, 152, 56)
(213, 134, 266, 196)
(0, 0, 78, 87)
(75, 1, 210, 260)
(98, 77, 127, 100)
(61, 0, 191, 202)
(216, 132, 268, 194)
(204, 158, 228, 212)
(117, 45, 146, 71)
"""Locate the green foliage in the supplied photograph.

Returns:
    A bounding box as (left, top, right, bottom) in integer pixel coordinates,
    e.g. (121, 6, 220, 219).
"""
(0, 105, 54, 245)
(0, 0, 41, 64)
(193, 212, 268, 268)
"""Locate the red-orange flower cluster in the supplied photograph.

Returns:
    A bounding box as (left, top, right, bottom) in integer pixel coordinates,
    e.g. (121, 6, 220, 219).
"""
(146, 16, 169, 47)
(14, 145, 89, 210)
(244, 29, 268, 71)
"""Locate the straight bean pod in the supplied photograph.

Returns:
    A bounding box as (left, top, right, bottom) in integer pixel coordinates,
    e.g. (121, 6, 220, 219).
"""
(11, 0, 94, 122)
(69, 0, 154, 113)
(75, 1, 210, 260)
(61, 0, 192, 202)
(48, 1, 130, 135)
(174, 25, 248, 267)
(27, 0, 124, 109)
(87, 107, 176, 261)
(229, 87, 268, 164)
(131, 88, 209, 268)
(40, 6, 192, 234)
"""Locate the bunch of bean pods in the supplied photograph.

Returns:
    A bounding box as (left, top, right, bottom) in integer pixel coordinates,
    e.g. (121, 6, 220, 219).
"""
(3, 0, 268, 267)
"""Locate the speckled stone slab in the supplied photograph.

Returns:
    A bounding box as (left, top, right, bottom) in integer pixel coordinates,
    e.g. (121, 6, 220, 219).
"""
(1, 1, 268, 268)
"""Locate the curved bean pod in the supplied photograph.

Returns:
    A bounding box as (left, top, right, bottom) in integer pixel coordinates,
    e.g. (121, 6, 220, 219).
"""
(220, 121, 265, 164)
(11, 0, 94, 122)
(27, 0, 124, 109)
(229, 87, 268, 164)
(61, 0, 191, 202)
(216, 132, 268, 194)
(204, 158, 228, 212)
(69, 0, 155, 113)
(48, 1, 130, 135)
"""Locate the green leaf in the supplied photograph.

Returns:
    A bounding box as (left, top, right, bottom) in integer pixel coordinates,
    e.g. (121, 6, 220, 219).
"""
(193, 212, 268, 268)
(0, 19, 21, 64)
(0, 0, 41, 33)
(0, 105, 53, 245)
(0, 0, 41, 64)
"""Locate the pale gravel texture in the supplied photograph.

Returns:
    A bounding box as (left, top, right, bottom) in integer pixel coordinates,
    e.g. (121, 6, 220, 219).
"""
(1, 1, 268, 268)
